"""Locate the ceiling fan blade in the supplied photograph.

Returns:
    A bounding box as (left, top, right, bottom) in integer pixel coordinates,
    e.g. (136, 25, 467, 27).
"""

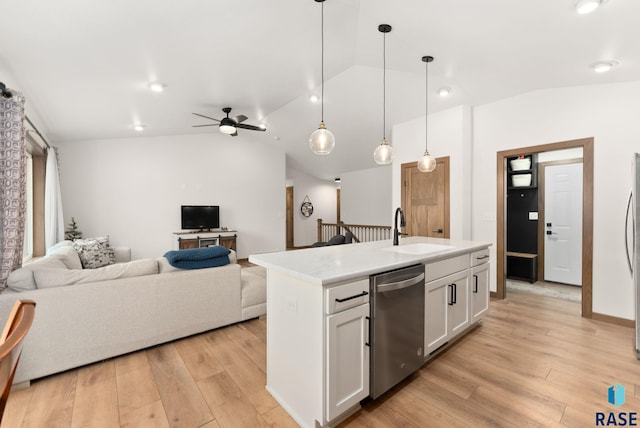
(235, 123, 266, 132)
(192, 124, 217, 127)
(233, 114, 248, 123)
(192, 112, 220, 122)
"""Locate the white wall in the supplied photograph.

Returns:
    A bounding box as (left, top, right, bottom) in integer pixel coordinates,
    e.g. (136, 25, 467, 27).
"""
(391, 105, 473, 239)
(56, 133, 286, 259)
(472, 81, 640, 320)
(286, 167, 336, 247)
(340, 166, 392, 226)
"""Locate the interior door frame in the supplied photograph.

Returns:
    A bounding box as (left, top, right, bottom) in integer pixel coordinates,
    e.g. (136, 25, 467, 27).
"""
(496, 137, 594, 318)
(401, 156, 450, 238)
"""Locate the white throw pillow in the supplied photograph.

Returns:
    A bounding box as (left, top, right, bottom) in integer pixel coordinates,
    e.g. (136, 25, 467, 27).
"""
(48, 245, 83, 270)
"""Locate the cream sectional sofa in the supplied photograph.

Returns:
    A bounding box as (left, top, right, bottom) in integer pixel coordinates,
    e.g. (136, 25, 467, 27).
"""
(0, 242, 266, 385)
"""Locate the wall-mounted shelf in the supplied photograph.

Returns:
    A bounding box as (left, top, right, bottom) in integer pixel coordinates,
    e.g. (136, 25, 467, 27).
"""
(507, 154, 537, 189)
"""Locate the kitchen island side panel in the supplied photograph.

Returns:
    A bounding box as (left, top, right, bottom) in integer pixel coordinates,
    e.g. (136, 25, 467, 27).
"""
(266, 270, 325, 428)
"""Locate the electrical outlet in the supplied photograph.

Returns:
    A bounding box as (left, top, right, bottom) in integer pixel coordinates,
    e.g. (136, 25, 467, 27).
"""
(286, 297, 298, 312)
(483, 212, 496, 222)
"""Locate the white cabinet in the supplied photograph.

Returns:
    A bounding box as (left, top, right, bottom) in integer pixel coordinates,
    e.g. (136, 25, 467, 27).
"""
(470, 249, 490, 322)
(326, 303, 370, 421)
(425, 269, 470, 355)
(325, 279, 370, 423)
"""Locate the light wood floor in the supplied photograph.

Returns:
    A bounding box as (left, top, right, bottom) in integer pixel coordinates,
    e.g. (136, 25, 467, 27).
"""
(3, 289, 639, 427)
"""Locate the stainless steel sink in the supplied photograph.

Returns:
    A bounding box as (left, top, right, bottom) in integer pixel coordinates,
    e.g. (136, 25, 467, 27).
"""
(382, 243, 454, 255)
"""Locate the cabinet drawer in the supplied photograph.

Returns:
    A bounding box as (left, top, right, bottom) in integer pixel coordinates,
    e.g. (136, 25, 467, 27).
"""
(425, 255, 468, 283)
(471, 248, 490, 266)
(325, 279, 370, 315)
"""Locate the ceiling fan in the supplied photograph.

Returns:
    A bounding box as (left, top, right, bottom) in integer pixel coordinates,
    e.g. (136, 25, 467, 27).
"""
(192, 107, 266, 137)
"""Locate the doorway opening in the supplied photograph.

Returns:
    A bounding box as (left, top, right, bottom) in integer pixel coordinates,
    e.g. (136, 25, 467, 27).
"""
(496, 138, 594, 318)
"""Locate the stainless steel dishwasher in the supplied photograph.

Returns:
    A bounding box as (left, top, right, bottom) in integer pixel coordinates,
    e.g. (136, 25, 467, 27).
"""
(369, 263, 425, 399)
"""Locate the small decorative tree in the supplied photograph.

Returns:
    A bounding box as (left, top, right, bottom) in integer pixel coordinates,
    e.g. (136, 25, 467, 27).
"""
(65, 217, 83, 241)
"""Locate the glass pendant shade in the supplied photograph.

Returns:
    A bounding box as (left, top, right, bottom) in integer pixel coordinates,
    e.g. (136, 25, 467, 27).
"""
(374, 138, 394, 165)
(309, 0, 335, 155)
(309, 121, 335, 155)
(417, 150, 437, 172)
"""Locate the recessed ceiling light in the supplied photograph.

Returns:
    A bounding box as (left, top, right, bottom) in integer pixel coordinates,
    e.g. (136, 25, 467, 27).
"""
(592, 60, 618, 73)
(149, 82, 166, 92)
(309, 94, 319, 103)
(134, 124, 146, 132)
(576, 0, 601, 14)
(438, 87, 452, 97)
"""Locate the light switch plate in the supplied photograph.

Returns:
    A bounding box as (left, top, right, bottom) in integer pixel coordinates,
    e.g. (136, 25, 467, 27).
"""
(529, 212, 538, 220)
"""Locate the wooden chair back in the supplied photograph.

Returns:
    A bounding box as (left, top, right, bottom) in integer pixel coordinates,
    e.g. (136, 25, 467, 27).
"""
(0, 300, 36, 423)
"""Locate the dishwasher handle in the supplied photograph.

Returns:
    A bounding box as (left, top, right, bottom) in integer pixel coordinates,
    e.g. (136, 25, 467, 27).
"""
(376, 272, 425, 293)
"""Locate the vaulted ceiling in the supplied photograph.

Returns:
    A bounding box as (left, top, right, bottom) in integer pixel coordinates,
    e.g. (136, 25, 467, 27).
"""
(2, 0, 638, 179)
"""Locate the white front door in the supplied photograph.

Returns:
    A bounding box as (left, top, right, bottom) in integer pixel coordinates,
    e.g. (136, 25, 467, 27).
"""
(544, 162, 583, 285)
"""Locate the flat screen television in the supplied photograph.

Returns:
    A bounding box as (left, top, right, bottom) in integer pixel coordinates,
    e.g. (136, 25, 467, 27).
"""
(181, 205, 220, 231)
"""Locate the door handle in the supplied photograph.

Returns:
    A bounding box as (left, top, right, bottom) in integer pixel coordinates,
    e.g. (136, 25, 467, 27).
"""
(452, 283, 457, 304)
(546, 231, 557, 235)
(447, 283, 457, 305)
(473, 275, 478, 293)
(335, 291, 368, 303)
(376, 273, 425, 293)
(365, 316, 371, 347)
(625, 190, 634, 275)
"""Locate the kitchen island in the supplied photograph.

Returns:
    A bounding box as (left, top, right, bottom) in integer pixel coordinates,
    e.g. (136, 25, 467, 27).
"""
(249, 236, 491, 427)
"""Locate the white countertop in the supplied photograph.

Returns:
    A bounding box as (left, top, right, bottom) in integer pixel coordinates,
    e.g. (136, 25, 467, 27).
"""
(249, 236, 491, 286)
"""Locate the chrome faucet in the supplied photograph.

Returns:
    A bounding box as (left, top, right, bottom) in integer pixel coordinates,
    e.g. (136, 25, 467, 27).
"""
(393, 207, 407, 245)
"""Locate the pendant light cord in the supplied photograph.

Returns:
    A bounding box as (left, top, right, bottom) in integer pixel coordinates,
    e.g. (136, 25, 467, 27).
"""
(382, 31, 386, 140)
(425, 58, 428, 151)
(321, 0, 325, 122)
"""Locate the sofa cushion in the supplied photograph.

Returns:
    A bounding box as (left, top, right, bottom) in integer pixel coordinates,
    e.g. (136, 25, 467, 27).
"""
(33, 258, 159, 289)
(47, 244, 83, 270)
(46, 240, 73, 254)
(73, 238, 115, 269)
(241, 268, 267, 308)
(7, 257, 68, 292)
(326, 234, 346, 246)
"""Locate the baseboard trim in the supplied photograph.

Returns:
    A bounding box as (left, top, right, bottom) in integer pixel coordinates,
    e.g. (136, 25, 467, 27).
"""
(591, 312, 634, 328)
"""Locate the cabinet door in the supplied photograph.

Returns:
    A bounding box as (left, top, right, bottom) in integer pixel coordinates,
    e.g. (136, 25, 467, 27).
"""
(471, 263, 490, 322)
(179, 238, 199, 250)
(448, 273, 470, 338)
(219, 236, 236, 251)
(326, 303, 370, 422)
(425, 270, 469, 355)
(425, 275, 449, 355)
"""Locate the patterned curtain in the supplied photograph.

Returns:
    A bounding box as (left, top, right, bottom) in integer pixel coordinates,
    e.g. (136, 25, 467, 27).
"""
(0, 89, 26, 289)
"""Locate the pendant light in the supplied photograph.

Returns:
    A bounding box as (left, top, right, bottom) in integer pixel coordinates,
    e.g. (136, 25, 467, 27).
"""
(417, 55, 437, 172)
(373, 24, 393, 165)
(309, 0, 335, 155)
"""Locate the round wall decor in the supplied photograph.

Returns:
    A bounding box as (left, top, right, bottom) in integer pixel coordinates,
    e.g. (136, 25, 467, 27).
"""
(301, 195, 314, 217)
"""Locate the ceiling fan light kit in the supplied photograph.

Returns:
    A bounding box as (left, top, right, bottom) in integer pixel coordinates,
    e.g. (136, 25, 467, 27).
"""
(192, 106, 265, 137)
(309, 0, 335, 155)
(373, 24, 394, 165)
(417, 55, 437, 173)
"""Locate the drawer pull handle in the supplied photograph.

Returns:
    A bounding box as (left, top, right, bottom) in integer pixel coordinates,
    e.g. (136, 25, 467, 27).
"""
(335, 291, 369, 303)
(476, 255, 489, 260)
